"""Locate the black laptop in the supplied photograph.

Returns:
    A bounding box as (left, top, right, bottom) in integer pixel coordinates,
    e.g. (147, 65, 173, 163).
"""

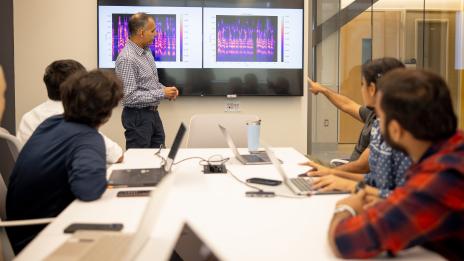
(108, 123, 186, 187)
(170, 222, 221, 261)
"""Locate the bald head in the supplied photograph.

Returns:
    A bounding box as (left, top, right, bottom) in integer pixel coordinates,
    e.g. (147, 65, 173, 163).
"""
(128, 13, 154, 37)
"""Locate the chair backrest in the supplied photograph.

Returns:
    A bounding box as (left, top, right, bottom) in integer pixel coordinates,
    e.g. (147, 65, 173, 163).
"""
(0, 128, 21, 187)
(187, 114, 259, 148)
(0, 128, 20, 261)
(0, 173, 13, 261)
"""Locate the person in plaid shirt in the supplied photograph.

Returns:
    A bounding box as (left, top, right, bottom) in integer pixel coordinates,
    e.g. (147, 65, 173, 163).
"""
(328, 69, 464, 260)
(115, 13, 178, 149)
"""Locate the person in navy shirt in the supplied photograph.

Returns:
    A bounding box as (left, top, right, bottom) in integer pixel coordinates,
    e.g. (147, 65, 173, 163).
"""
(6, 69, 123, 254)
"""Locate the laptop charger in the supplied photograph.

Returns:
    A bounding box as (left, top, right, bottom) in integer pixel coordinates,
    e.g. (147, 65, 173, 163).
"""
(203, 164, 227, 174)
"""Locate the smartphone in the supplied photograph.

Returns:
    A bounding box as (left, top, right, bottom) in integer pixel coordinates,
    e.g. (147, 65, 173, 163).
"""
(245, 191, 275, 197)
(117, 190, 151, 197)
(246, 177, 282, 186)
(63, 223, 124, 234)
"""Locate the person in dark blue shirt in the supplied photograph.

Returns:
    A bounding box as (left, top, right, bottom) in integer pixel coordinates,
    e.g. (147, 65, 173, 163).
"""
(6, 69, 123, 254)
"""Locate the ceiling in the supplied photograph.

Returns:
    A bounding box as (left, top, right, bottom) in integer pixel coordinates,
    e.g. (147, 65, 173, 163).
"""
(341, 0, 463, 10)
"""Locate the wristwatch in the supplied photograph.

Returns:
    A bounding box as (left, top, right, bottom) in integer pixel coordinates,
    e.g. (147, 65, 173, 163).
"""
(334, 204, 356, 217)
(354, 181, 366, 193)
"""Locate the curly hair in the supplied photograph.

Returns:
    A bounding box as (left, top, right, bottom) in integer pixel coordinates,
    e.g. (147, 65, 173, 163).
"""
(60, 70, 123, 128)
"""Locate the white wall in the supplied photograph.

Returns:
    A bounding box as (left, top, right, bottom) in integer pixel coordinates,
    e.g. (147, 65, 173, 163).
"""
(14, 0, 309, 154)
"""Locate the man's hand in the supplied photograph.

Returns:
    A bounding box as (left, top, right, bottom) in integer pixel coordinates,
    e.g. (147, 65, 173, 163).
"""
(312, 175, 356, 193)
(164, 86, 179, 100)
(299, 161, 333, 176)
(364, 194, 383, 209)
(336, 190, 368, 215)
(307, 77, 326, 95)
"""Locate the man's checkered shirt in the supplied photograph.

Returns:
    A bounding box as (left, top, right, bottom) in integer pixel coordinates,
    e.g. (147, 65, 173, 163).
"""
(115, 40, 165, 108)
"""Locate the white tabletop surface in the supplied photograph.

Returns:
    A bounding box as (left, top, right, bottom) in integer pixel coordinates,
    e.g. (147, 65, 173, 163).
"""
(16, 148, 444, 261)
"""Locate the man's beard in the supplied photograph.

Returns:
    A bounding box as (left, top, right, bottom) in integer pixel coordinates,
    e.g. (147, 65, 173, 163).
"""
(383, 125, 408, 155)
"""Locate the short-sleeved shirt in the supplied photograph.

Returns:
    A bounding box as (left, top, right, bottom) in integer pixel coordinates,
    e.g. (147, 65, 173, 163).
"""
(6, 115, 107, 253)
(365, 119, 411, 198)
(350, 106, 376, 161)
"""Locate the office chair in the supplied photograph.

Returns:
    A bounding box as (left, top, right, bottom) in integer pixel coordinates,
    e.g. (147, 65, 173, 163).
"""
(0, 128, 21, 162)
(0, 128, 22, 186)
(0, 128, 54, 261)
(187, 113, 259, 148)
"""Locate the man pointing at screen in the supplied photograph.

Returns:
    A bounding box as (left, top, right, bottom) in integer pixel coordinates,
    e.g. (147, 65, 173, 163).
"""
(116, 12, 178, 149)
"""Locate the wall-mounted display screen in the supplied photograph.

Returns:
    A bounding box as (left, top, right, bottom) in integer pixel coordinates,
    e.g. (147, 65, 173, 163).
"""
(98, 0, 304, 96)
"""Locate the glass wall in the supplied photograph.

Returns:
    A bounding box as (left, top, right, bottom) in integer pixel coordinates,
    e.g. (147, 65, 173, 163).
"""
(311, 0, 464, 158)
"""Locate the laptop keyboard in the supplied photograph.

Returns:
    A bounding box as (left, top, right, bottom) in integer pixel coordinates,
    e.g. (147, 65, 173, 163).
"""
(246, 154, 266, 162)
(289, 177, 314, 192)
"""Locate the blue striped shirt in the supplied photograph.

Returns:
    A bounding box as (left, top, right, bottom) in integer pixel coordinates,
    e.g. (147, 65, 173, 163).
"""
(115, 40, 165, 108)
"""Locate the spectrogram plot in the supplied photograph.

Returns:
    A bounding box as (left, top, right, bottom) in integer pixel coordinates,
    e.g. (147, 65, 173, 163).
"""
(216, 15, 277, 62)
(112, 14, 176, 62)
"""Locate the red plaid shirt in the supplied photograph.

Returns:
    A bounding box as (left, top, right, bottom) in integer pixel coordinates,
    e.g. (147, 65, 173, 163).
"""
(334, 131, 464, 260)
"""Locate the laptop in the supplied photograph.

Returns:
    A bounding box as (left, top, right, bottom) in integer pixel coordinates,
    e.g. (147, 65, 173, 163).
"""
(218, 124, 271, 165)
(263, 145, 349, 196)
(108, 123, 186, 187)
(45, 171, 177, 261)
(169, 223, 221, 261)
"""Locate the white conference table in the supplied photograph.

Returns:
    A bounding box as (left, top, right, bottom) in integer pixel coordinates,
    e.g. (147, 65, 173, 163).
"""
(17, 148, 443, 261)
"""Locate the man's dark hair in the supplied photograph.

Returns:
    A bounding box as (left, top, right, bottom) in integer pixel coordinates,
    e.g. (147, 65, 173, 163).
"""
(60, 70, 123, 128)
(362, 57, 405, 87)
(43, 60, 86, 101)
(378, 69, 457, 142)
(128, 13, 153, 37)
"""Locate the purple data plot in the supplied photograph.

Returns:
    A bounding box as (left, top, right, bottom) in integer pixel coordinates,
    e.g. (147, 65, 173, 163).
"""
(216, 15, 277, 62)
(112, 14, 176, 62)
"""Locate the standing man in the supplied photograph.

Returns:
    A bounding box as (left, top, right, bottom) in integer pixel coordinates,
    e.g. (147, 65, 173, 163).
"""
(115, 13, 178, 149)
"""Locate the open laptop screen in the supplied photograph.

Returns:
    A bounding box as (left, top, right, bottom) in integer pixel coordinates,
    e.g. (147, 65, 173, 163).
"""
(165, 123, 187, 172)
(168, 123, 186, 159)
(170, 223, 220, 261)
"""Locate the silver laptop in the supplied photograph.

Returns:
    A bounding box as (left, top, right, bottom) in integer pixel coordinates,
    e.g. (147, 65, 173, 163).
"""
(218, 124, 271, 165)
(263, 145, 349, 196)
(45, 171, 177, 261)
(108, 123, 186, 187)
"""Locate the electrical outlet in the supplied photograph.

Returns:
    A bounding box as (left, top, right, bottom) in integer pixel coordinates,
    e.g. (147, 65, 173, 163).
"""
(225, 101, 240, 112)
(323, 119, 329, 127)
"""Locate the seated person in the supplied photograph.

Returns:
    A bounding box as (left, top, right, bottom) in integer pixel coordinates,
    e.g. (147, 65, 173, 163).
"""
(308, 119, 411, 198)
(6, 70, 123, 254)
(307, 58, 405, 174)
(17, 59, 123, 163)
(328, 69, 464, 260)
